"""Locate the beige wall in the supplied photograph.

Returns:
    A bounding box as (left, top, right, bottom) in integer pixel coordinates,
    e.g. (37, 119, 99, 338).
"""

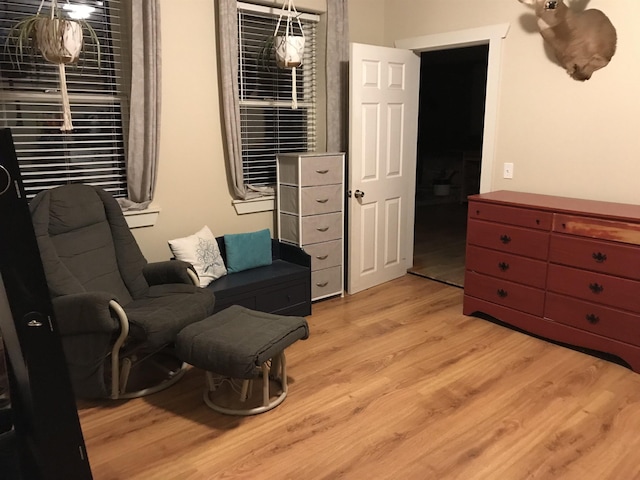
(373, 0, 640, 205)
(137, 0, 639, 261)
(134, 0, 325, 261)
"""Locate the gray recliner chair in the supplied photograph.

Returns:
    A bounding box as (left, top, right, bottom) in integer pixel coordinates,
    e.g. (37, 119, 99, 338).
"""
(29, 184, 216, 399)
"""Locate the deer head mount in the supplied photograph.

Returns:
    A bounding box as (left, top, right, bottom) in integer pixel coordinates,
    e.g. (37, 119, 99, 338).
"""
(519, 0, 617, 81)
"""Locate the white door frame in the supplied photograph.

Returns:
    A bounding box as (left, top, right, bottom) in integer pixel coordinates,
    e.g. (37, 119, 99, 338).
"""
(395, 23, 510, 194)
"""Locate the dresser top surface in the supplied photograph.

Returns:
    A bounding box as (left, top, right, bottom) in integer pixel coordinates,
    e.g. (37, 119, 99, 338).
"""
(469, 191, 640, 223)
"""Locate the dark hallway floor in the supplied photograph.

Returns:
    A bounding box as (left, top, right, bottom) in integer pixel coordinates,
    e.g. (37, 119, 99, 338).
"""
(409, 202, 467, 287)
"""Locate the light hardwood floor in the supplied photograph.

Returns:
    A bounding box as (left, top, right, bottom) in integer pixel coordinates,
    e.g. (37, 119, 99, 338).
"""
(78, 275, 640, 479)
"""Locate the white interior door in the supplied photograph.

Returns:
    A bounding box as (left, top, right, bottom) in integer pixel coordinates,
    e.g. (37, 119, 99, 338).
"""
(347, 43, 420, 295)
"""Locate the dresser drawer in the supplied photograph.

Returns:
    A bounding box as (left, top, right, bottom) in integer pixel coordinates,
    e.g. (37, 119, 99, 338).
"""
(301, 184, 343, 215)
(465, 245, 547, 288)
(468, 201, 552, 230)
(467, 219, 550, 260)
(279, 154, 343, 186)
(312, 266, 342, 299)
(554, 214, 640, 246)
(280, 184, 343, 216)
(464, 271, 545, 316)
(547, 264, 640, 313)
(280, 212, 342, 245)
(545, 292, 640, 346)
(301, 213, 342, 245)
(549, 234, 640, 280)
(304, 240, 342, 271)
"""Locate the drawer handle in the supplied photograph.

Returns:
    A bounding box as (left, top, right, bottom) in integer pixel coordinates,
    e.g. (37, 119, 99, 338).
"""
(592, 252, 607, 263)
(316, 169, 329, 174)
(316, 281, 329, 287)
(316, 198, 329, 204)
(317, 227, 329, 232)
(499, 234, 511, 244)
(496, 289, 508, 298)
(498, 262, 510, 271)
(585, 313, 600, 325)
(316, 254, 329, 260)
(588, 282, 604, 294)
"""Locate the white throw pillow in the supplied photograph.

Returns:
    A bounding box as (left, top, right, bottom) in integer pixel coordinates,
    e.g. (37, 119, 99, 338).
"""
(168, 226, 227, 287)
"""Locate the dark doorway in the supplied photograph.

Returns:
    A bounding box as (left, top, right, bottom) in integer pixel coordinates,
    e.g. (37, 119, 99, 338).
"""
(410, 44, 489, 287)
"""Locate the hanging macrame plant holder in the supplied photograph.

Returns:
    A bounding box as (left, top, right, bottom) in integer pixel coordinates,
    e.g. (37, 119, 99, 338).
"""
(273, 0, 305, 109)
(5, 0, 99, 132)
(38, 0, 83, 131)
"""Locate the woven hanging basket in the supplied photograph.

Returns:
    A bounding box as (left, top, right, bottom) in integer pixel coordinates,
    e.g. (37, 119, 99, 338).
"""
(35, 18, 83, 64)
(274, 35, 304, 69)
(4, 0, 100, 131)
(274, 0, 305, 109)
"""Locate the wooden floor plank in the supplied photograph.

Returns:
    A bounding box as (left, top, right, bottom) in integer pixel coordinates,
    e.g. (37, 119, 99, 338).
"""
(77, 275, 640, 479)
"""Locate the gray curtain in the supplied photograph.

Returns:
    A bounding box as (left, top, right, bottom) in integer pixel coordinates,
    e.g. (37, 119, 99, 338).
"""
(219, 0, 271, 200)
(326, 0, 349, 154)
(121, 0, 161, 210)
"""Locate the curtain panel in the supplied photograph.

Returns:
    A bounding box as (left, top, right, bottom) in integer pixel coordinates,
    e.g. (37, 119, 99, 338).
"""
(120, 0, 162, 211)
(326, 0, 349, 154)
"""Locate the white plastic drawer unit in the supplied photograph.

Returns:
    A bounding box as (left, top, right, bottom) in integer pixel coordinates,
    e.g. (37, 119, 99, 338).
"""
(277, 152, 345, 301)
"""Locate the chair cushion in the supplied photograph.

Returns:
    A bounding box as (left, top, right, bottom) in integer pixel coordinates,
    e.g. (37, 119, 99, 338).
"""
(125, 284, 216, 349)
(175, 305, 309, 379)
(29, 184, 149, 302)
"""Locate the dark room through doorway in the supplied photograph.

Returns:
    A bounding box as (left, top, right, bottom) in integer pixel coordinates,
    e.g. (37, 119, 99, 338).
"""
(410, 44, 489, 287)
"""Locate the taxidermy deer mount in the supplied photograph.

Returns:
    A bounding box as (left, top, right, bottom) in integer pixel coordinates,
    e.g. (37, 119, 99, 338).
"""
(518, 0, 617, 81)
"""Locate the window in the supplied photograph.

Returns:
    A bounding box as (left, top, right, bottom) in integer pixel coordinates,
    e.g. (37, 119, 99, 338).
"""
(237, 2, 318, 187)
(0, 0, 127, 199)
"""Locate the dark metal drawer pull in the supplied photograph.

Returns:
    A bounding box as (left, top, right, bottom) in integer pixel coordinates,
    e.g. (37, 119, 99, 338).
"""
(500, 234, 511, 244)
(316, 198, 329, 203)
(317, 227, 329, 232)
(592, 252, 607, 263)
(497, 289, 508, 298)
(585, 313, 600, 325)
(498, 262, 510, 271)
(316, 254, 329, 260)
(588, 282, 604, 294)
(316, 281, 329, 287)
(316, 169, 329, 174)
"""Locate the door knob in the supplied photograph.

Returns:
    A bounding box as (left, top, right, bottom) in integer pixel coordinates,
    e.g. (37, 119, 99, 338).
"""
(354, 189, 365, 199)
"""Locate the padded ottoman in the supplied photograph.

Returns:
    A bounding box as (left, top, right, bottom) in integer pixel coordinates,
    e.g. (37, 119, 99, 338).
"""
(175, 305, 309, 415)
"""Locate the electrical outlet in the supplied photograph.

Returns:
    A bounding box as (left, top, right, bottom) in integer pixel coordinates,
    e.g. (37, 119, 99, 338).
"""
(503, 162, 514, 179)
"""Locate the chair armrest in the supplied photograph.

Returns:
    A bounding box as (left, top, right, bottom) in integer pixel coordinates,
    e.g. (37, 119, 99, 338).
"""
(143, 260, 197, 286)
(52, 292, 120, 336)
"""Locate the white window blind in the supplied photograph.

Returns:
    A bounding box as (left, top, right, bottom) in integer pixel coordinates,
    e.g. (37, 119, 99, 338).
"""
(0, 0, 127, 199)
(237, 2, 317, 187)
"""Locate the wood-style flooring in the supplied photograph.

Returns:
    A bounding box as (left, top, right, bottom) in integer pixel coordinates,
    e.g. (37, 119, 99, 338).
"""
(410, 202, 467, 287)
(77, 275, 640, 479)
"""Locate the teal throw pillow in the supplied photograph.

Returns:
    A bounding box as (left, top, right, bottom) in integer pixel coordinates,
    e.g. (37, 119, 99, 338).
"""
(224, 229, 273, 273)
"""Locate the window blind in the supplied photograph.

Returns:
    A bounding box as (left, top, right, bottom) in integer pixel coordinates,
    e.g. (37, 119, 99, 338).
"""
(237, 2, 317, 187)
(0, 0, 127, 199)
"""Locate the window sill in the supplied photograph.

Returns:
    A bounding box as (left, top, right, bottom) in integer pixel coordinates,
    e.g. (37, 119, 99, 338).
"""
(232, 196, 275, 214)
(124, 206, 161, 228)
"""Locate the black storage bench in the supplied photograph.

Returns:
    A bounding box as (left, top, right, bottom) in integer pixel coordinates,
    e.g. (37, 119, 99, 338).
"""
(205, 237, 311, 316)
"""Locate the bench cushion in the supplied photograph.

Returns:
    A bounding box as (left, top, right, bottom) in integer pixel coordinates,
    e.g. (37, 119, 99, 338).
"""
(175, 305, 309, 379)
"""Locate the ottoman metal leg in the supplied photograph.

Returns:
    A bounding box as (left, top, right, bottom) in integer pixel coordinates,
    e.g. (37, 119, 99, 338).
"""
(203, 351, 289, 416)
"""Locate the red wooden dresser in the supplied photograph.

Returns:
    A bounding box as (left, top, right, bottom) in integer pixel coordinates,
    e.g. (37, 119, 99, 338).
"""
(463, 190, 640, 371)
